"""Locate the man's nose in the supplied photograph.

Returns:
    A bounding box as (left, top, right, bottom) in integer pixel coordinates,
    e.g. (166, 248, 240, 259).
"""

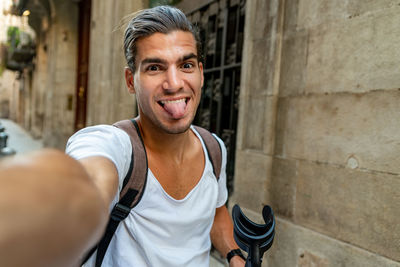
(162, 67, 184, 91)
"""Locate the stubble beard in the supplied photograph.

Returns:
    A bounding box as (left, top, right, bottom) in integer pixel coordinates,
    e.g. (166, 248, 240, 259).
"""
(153, 113, 196, 134)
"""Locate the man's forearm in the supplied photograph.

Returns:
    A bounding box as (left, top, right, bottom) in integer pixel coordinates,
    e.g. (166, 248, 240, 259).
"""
(0, 149, 108, 267)
(211, 205, 245, 266)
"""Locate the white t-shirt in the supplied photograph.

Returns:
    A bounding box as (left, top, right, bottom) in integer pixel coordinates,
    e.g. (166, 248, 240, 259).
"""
(66, 125, 228, 267)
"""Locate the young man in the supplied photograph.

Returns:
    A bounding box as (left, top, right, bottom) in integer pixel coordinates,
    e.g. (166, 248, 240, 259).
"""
(66, 5, 245, 267)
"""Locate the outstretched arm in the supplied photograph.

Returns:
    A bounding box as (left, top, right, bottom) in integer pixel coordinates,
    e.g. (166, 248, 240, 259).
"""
(0, 149, 118, 267)
(211, 205, 245, 267)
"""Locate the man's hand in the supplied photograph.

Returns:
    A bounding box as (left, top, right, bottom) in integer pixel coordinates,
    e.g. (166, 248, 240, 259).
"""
(229, 254, 246, 266)
(210, 205, 246, 267)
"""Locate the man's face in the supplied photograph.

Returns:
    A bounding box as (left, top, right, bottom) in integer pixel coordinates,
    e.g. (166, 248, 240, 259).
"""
(126, 31, 204, 134)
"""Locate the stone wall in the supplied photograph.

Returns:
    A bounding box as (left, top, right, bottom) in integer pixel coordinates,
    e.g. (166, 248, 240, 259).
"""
(40, 0, 78, 149)
(232, 0, 400, 266)
(0, 70, 17, 118)
(86, 0, 145, 126)
(30, 30, 48, 139)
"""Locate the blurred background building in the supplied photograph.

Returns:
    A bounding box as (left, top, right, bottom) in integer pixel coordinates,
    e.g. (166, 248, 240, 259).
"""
(0, 0, 399, 266)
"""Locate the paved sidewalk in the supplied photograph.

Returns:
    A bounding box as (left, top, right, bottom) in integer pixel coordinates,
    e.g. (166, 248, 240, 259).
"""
(210, 255, 227, 267)
(0, 118, 43, 154)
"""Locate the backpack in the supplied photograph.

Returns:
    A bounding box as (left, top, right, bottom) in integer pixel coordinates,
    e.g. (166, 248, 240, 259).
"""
(82, 118, 222, 267)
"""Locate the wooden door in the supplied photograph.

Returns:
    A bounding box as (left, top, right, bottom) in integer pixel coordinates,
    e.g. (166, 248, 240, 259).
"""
(75, 0, 91, 131)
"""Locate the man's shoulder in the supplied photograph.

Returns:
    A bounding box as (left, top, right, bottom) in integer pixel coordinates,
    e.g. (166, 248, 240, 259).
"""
(71, 124, 128, 139)
(66, 124, 131, 152)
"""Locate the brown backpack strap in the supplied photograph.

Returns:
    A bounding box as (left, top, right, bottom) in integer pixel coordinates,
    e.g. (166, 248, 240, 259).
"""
(193, 125, 222, 179)
(85, 118, 149, 267)
(113, 118, 148, 208)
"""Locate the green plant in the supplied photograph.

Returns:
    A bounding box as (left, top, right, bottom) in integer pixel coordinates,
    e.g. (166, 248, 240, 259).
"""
(7, 26, 20, 48)
(6, 26, 34, 55)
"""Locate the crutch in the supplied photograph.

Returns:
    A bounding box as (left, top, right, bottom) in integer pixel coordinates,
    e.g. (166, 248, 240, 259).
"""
(232, 204, 275, 267)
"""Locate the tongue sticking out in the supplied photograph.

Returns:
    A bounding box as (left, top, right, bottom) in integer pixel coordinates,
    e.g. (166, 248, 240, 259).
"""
(162, 99, 187, 119)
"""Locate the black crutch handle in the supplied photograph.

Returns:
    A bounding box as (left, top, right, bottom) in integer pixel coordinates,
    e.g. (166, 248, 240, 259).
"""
(232, 204, 275, 267)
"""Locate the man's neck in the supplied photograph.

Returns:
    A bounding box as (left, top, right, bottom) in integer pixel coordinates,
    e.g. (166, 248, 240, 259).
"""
(136, 117, 194, 163)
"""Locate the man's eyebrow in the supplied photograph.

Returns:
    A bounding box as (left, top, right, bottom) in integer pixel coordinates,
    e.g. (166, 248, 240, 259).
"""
(181, 53, 198, 62)
(141, 57, 167, 65)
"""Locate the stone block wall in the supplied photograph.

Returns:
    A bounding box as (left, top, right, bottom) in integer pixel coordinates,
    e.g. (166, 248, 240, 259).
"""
(41, 1, 78, 149)
(86, 0, 145, 126)
(30, 31, 48, 139)
(0, 70, 17, 119)
(232, 0, 400, 265)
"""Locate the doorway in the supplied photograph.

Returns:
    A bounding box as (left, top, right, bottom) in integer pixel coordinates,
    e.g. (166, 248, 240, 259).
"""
(74, 0, 91, 131)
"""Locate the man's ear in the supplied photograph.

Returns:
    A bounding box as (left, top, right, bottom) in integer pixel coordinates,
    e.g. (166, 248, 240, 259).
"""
(125, 67, 135, 94)
(199, 62, 204, 88)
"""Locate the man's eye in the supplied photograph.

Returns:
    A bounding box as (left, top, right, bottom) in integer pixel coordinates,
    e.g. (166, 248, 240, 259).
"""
(182, 63, 193, 69)
(147, 65, 160, 71)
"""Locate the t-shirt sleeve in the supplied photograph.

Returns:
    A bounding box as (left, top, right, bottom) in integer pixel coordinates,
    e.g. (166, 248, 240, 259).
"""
(214, 134, 228, 208)
(65, 125, 132, 208)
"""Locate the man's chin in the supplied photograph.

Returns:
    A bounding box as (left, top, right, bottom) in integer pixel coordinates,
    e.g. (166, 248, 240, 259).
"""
(161, 117, 193, 134)
(162, 123, 191, 134)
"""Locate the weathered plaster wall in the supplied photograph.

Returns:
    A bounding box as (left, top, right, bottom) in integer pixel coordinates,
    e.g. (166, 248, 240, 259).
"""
(4, 70, 31, 129)
(30, 26, 49, 138)
(0, 70, 17, 119)
(40, 0, 78, 149)
(86, 0, 146, 126)
(233, 0, 400, 266)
